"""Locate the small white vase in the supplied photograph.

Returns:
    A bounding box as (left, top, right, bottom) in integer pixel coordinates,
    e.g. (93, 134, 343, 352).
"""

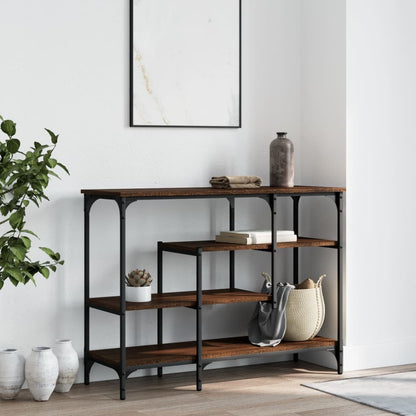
(126, 285, 151, 302)
(25, 347, 59, 401)
(0, 348, 25, 400)
(54, 339, 79, 393)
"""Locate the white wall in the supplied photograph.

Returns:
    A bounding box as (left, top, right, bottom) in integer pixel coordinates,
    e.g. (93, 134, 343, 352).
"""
(0, 0, 304, 382)
(296, 0, 346, 369)
(300, 0, 346, 187)
(345, 0, 416, 369)
(3, 0, 414, 384)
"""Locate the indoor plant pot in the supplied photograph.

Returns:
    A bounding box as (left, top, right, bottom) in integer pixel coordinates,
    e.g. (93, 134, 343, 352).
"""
(125, 269, 152, 302)
(54, 340, 79, 393)
(25, 347, 59, 401)
(126, 285, 151, 302)
(0, 348, 25, 400)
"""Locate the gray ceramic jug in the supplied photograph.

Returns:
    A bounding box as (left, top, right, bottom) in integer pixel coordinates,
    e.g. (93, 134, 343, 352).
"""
(270, 132, 294, 187)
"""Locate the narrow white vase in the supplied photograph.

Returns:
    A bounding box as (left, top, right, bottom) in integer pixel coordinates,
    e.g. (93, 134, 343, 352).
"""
(126, 285, 151, 302)
(25, 347, 59, 401)
(54, 339, 79, 393)
(0, 348, 25, 400)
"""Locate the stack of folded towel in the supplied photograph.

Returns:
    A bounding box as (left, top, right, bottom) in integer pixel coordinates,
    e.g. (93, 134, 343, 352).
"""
(209, 175, 262, 189)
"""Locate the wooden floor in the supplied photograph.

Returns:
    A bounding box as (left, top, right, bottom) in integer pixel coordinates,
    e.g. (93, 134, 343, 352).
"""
(2, 361, 415, 416)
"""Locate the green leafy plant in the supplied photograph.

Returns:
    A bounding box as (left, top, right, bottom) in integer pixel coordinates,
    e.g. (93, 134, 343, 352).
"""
(0, 115, 69, 289)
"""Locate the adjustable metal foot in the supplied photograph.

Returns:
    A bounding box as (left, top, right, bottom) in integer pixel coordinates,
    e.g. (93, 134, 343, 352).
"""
(196, 364, 202, 391)
(329, 348, 343, 374)
(84, 360, 93, 385)
(120, 375, 126, 400)
(337, 351, 344, 374)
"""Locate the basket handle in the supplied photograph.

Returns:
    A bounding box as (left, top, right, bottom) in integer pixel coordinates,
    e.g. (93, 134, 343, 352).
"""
(261, 272, 272, 284)
(316, 274, 326, 287)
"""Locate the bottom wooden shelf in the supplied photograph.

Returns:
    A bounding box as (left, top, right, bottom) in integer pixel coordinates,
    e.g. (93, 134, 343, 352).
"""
(89, 336, 336, 370)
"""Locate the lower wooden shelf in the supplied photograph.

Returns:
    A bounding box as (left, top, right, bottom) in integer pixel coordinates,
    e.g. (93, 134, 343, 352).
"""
(89, 336, 336, 370)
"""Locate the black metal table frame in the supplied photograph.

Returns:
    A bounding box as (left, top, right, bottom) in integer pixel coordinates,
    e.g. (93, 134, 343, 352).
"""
(83, 190, 344, 400)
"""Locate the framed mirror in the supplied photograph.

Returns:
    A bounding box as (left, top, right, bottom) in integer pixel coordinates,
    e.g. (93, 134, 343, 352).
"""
(130, 0, 241, 128)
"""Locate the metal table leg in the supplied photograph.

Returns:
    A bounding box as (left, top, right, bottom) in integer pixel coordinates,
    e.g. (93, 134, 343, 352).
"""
(196, 248, 203, 390)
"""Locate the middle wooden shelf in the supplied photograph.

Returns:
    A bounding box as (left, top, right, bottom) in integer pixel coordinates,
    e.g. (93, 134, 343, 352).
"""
(88, 288, 271, 314)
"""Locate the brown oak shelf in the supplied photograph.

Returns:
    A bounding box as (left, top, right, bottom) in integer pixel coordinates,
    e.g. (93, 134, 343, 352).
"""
(81, 185, 346, 198)
(88, 289, 271, 314)
(159, 237, 337, 255)
(89, 336, 337, 369)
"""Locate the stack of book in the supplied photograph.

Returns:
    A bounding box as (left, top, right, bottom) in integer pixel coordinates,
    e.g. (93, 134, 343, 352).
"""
(215, 230, 297, 245)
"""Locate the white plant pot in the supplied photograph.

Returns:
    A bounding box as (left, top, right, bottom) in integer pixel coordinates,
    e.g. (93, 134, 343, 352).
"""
(126, 285, 151, 302)
(25, 347, 59, 401)
(54, 340, 79, 393)
(0, 348, 25, 400)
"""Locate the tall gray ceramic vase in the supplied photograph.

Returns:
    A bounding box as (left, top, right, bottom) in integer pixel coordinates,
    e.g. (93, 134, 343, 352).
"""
(270, 132, 294, 187)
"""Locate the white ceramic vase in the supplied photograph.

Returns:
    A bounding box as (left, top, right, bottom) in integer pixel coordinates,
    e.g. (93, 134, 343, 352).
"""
(54, 339, 79, 393)
(126, 285, 151, 302)
(0, 348, 25, 400)
(25, 347, 59, 401)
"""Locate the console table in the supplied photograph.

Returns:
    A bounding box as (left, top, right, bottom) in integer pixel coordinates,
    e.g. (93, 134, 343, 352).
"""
(82, 186, 345, 400)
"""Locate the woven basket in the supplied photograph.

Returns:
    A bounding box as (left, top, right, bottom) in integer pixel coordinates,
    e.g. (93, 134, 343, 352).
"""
(284, 275, 325, 341)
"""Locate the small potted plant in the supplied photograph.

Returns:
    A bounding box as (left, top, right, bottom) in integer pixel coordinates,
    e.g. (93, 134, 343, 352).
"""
(125, 269, 152, 302)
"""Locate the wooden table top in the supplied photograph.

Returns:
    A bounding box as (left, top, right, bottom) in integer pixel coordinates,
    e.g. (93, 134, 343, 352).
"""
(81, 185, 345, 198)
